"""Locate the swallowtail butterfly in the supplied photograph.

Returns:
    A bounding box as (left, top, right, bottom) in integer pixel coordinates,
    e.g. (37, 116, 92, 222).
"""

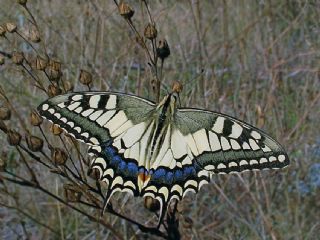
(38, 91, 289, 225)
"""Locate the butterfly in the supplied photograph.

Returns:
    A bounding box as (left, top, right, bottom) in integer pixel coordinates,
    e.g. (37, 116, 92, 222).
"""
(37, 90, 289, 226)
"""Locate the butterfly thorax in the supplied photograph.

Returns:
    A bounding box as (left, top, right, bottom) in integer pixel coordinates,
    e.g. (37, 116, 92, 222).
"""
(137, 94, 178, 189)
(151, 93, 178, 153)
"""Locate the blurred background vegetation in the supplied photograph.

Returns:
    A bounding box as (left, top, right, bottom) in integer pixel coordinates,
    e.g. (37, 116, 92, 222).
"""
(0, 0, 319, 239)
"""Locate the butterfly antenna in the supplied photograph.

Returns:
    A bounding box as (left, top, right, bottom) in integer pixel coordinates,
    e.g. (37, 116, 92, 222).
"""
(161, 82, 170, 95)
(184, 68, 205, 88)
(178, 93, 182, 107)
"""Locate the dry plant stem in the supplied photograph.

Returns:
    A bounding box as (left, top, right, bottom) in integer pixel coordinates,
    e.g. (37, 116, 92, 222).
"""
(285, 91, 320, 140)
(21, 4, 48, 56)
(3, 169, 167, 239)
(58, 135, 82, 179)
(2, 172, 123, 240)
(113, 0, 162, 102)
(0, 202, 59, 236)
(39, 125, 52, 148)
(16, 146, 39, 184)
(15, 31, 39, 54)
(237, 175, 278, 239)
(0, 85, 30, 134)
(70, 138, 88, 181)
(19, 144, 51, 169)
(21, 64, 46, 92)
(0, 184, 58, 235)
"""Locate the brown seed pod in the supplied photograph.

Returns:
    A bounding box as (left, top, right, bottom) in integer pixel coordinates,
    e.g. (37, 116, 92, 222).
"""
(144, 23, 157, 40)
(30, 110, 43, 126)
(50, 124, 63, 135)
(7, 130, 22, 146)
(47, 67, 61, 81)
(64, 183, 82, 202)
(79, 69, 93, 86)
(47, 59, 62, 81)
(0, 25, 6, 37)
(144, 196, 160, 212)
(63, 80, 74, 92)
(49, 59, 61, 72)
(29, 28, 40, 43)
(35, 56, 48, 71)
(0, 107, 11, 120)
(48, 83, 62, 97)
(12, 51, 24, 65)
(5, 22, 17, 33)
(87, 168, 101, 181)
(25, 135, 43, 152)
(119, 2, 134, 19)
(157, 39, 170, 60)
(51, 147, 68, 165)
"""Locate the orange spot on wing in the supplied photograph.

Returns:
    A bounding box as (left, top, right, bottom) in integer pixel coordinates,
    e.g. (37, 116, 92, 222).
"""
(138, 173, 151, 183)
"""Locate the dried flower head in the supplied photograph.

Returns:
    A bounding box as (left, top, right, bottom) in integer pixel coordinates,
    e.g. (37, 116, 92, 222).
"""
(30, 110, 43, 126)
(119, 2, 134, 19)
(144, 196, 160, 212)
(64, 184, 82, 202)
(48, 83, 62, 97)
(51, 148, 68, 165)
(157, 39, 170, 60)
(0, 107, 11, 120)
(88, 168, 101, 180)
(5, 22, 17, 33)
(172, 81, 183, 93)
(7, 130, 22, 146)
(79, 69, 93, 86)
(49, 59, 61, 72)
(63, 80, 74, 92)
(0, 25, 6, 37)
(47, 67, 61, 81)
(144, 23, 157, 40)
(29, 28, 40, 43)
(36, 56, 48, 71)
(50, 124, 63, 135)
(26, 135, 43, 152)
(12, 51, 24, 65)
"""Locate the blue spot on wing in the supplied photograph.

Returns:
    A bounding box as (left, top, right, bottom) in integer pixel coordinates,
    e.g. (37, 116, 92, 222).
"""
(153, 168, 166, 180)
(174, 169, 183, 182)
(102, 145, 141, 178)
(150, 164, 198, 185)
(128, 162, 138, 175)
